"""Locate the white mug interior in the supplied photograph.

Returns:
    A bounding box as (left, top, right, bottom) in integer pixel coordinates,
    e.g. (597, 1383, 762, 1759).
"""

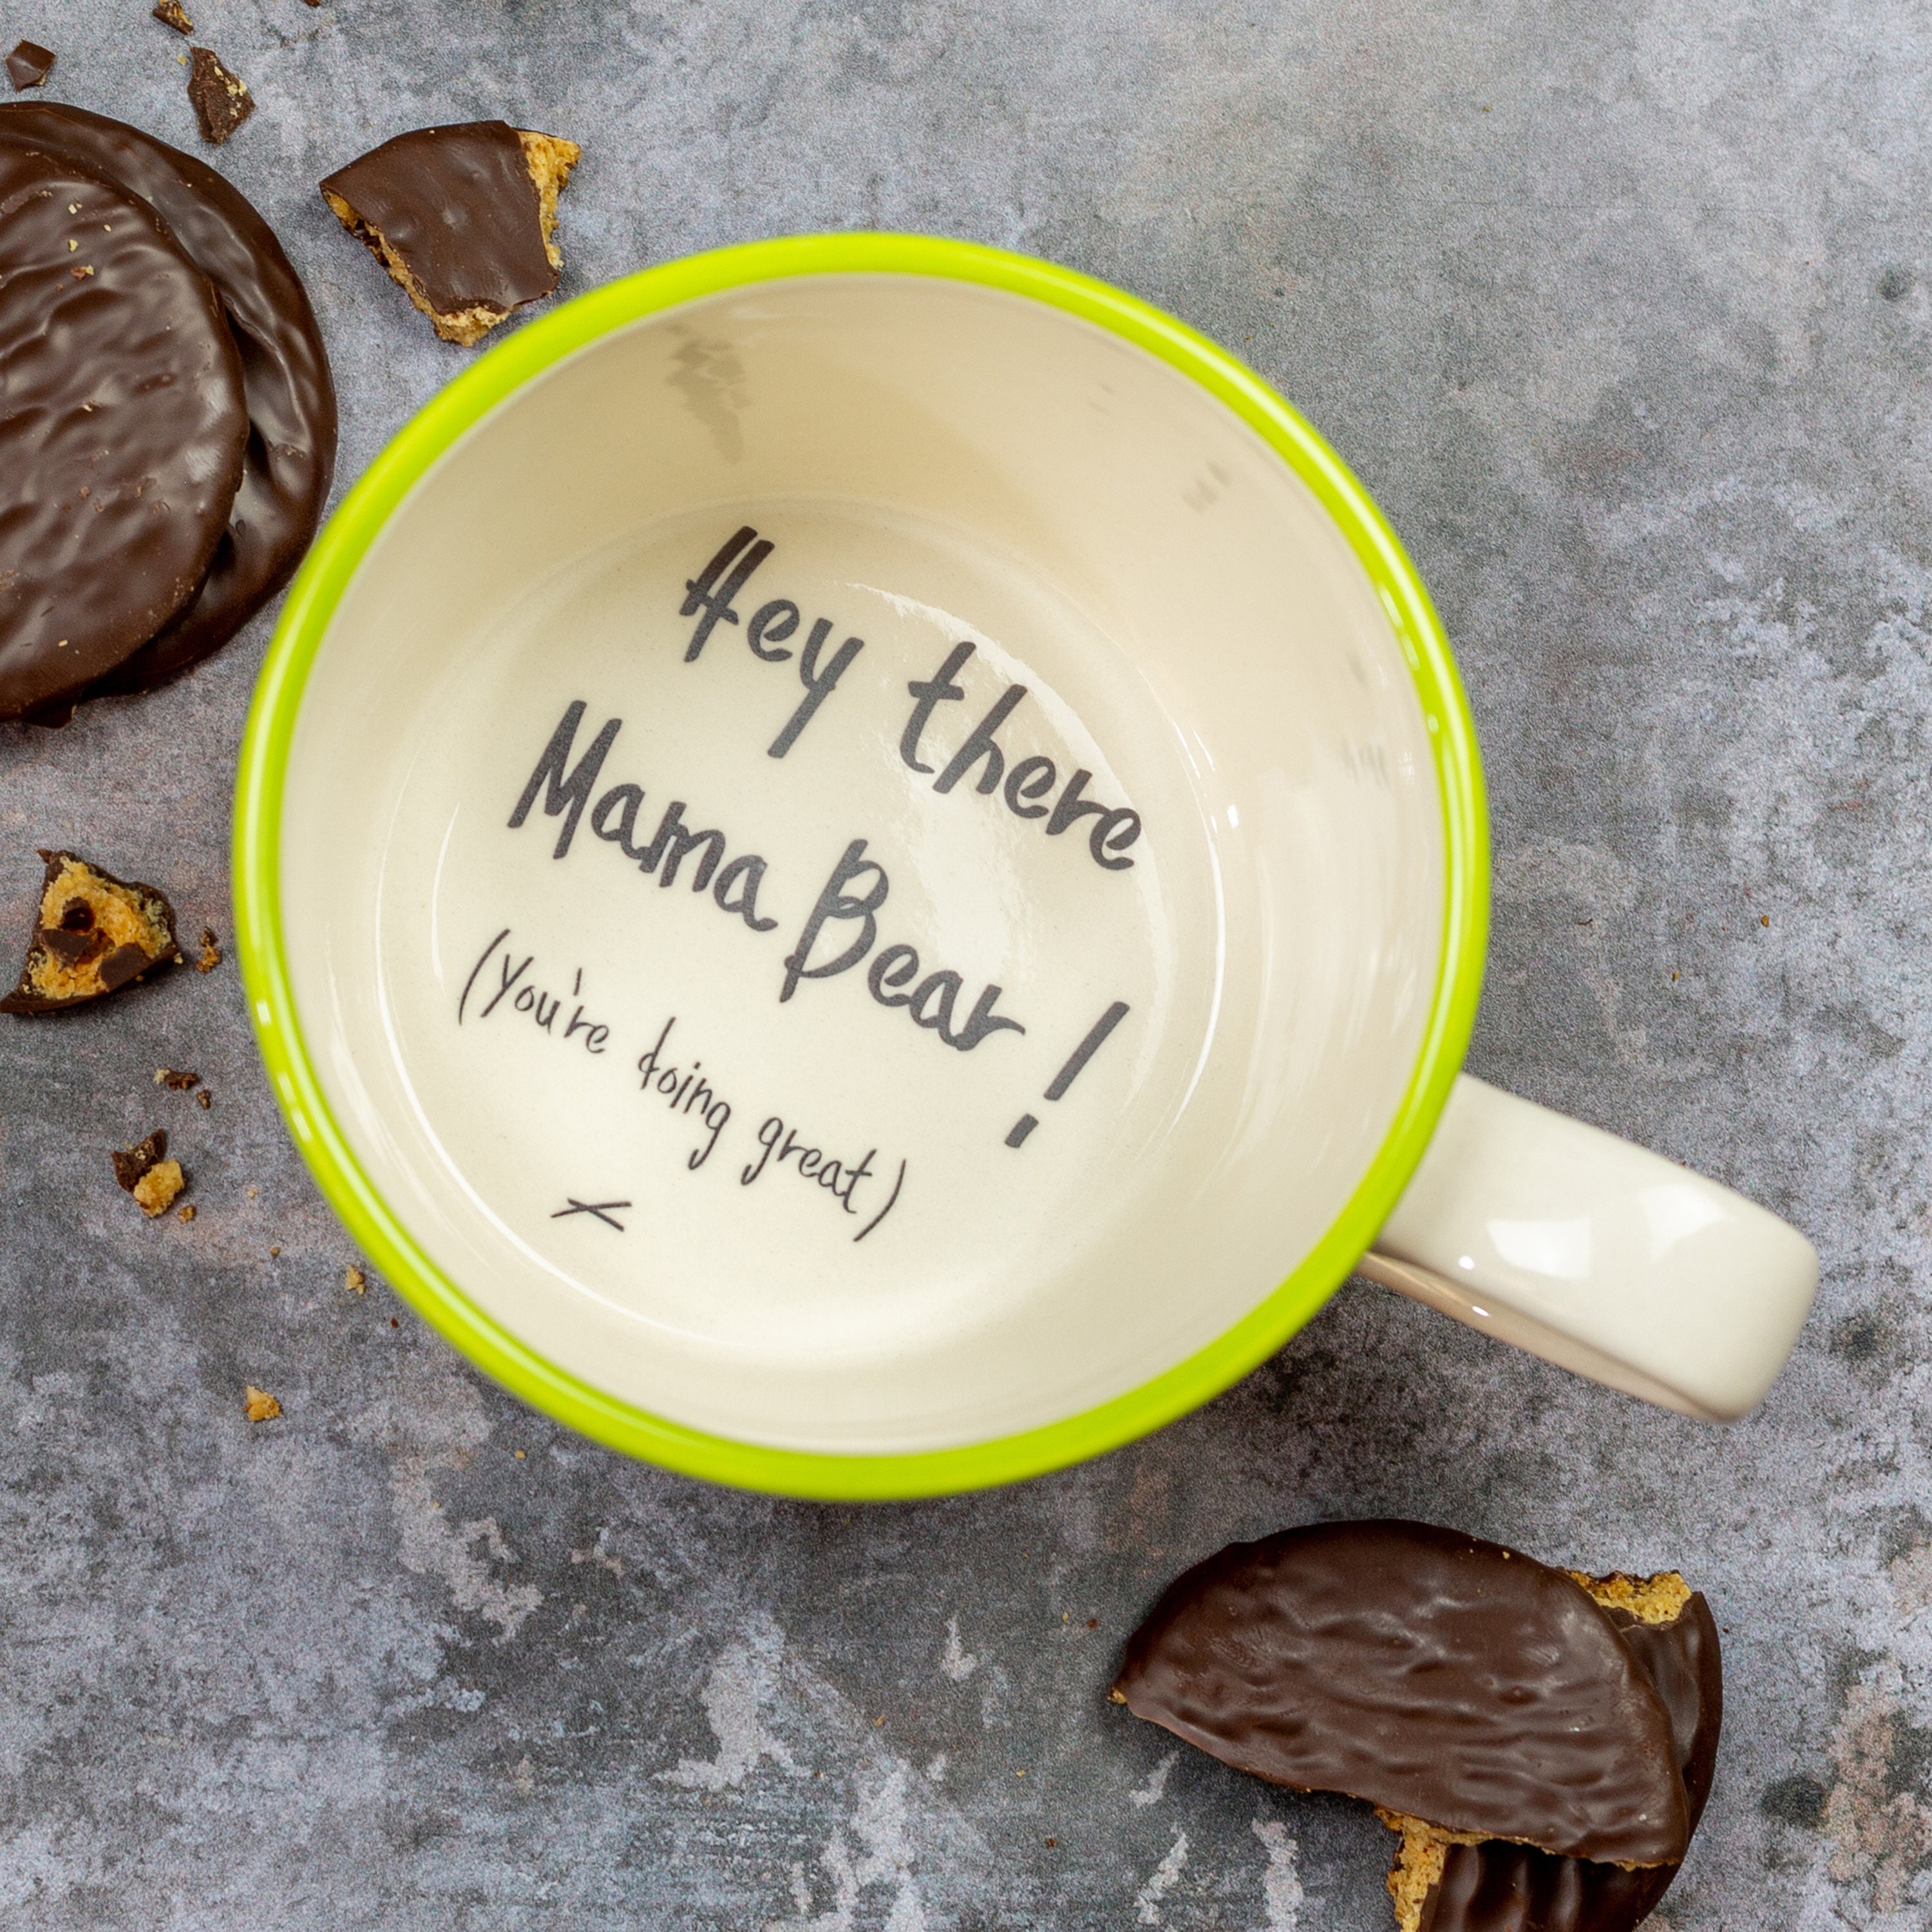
(278, 270, 1448, 1454)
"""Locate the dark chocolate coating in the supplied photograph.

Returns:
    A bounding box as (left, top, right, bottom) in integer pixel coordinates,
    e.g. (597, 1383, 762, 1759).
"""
(0, 102, 337, 706)
(320, 120, 554, 316)
(1113, 1521, 1689, 1866)
(5, 43, 54, 91)
(0, 140, 247, 720)
(1419, 1596, 1723, 1932)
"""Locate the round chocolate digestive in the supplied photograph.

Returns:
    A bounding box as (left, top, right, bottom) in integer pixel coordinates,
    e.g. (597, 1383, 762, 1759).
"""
(0, 139, 248, 721)
(0, 102, 337, 707)
(1112, 1520, 1690, 1868)
(1420, 1594, 1723, 1932)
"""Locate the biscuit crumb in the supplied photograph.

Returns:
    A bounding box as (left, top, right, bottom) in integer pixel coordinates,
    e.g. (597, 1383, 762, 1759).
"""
(514, 1449, 525, 1459)
(269, 1245, 281, 1258)
(133, 1159, 185, 1217)
(188, 46, 253, 144)
(111, 1129, 167, 1193)
(345, 1265, 366, 1294)
(244, 1385, 281, 1422)
(176, 1203, 196, 1222)
(196, 927, 221, 972)
(197, 1089, 212, 1108)
(155, 1067, 200, 1090)
(245, 1185, 258, 1198)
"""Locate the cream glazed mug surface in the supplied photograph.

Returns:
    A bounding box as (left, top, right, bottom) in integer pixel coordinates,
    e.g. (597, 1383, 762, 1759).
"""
(235, 235, 1817, 1497)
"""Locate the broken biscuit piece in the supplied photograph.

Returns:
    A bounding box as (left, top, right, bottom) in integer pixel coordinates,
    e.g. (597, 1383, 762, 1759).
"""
(1385, 1574, 1723, 1932)
(243, 1385, 281, 1422)
(187, 46, 252, 144)
(113, 1130, 186, 1217)
(2, 851, 181, 1014)
(320, 120, 580, 345)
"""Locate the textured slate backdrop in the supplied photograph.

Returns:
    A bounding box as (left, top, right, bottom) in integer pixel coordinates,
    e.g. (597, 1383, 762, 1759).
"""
(1, 1, 1926, 1925)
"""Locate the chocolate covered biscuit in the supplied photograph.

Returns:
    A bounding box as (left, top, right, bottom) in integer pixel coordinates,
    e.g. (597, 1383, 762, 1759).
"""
(1393, 1580, 1723, 1932)
(1113, 1521, 1689, 1868)
(0, 139, 248, 719)
(320, 119, 580, 345)
(1, 851, 181, 1013)
(0, 102, 338, 710)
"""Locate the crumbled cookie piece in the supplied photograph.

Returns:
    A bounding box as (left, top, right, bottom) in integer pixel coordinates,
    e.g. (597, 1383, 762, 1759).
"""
(196, 927, 222, 972)
(112, 1128, 168, 1193)
(243, 1385, 281, 1421)
(155, 1067, 200, 1090)
(176, 1203, 196, 1222)
(197, 1089, 213, 1108)
(153, 1, 194, 33)
(5, 41, 54, 90)
(320, 120, 580, 345)
(345, 1265, 366, 1294)
(133, 1159, 185, 1217)
(1, 851, 182, 1014)
(187, 46, 252, 144)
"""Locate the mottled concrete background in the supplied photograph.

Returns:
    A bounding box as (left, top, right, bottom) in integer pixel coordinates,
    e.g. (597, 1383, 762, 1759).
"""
(0, 1, 1925, 1924)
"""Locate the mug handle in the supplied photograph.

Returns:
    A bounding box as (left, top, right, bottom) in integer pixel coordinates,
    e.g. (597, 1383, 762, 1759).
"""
(1357, 1074, 1818, 1421)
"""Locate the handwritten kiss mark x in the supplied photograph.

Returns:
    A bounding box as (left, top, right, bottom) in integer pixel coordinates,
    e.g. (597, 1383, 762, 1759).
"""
(552, 1198, 632, 1231)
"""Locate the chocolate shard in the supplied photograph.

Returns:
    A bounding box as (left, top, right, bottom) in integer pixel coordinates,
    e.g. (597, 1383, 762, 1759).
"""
(153, 1, 194, 34)
(1404, 1589, 1722, 1932)
(1, 851, 182, 1014)
(319, 119, 580, 345)
(187, 46, 252, 144)
(112, 1130, 168, 1193)
(1112, 1521, 1689, 1868)
(5, 43, 54, 91)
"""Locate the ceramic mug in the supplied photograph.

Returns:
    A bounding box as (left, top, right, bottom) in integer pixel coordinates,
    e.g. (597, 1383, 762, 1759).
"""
(235, 235, 1817, 1498)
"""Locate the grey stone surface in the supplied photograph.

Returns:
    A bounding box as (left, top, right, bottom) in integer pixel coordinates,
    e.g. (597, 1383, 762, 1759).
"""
(0, 0, 1924, 1923)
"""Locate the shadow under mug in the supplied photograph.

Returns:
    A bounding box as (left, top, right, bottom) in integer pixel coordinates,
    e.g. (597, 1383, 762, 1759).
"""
(235, 234, 1817, 1497)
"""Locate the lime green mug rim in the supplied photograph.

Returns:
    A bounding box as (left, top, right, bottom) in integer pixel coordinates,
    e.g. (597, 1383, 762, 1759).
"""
(231, 232, 1490, 1500)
